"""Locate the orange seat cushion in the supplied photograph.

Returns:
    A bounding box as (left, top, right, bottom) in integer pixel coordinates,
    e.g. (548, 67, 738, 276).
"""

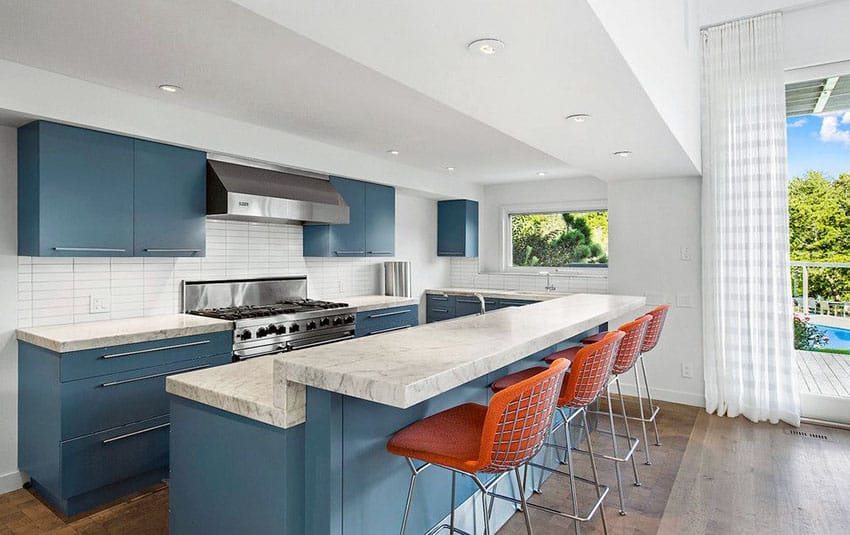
(581, 332, 608, 344)
(491, 367, 548, 392)
(543, 346, 581, 364)
(386, 403, 489, 472)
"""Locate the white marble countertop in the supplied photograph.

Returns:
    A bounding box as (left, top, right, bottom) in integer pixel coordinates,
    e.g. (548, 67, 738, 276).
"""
(426, 288, 567, 302)
(16, 314, 233, 353)
(274, 293, 645, 410)
(330, 295, 419, 313)
(166, 356, 305, 429)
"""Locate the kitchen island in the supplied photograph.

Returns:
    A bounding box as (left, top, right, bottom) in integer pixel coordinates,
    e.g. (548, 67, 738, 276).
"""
(166, 293, 645, 535)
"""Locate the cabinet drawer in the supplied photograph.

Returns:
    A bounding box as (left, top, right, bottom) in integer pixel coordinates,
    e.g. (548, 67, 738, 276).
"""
(498, 299, 535, 308)
(454, 296, 485, 317)
(426, 308, 455, 323)
(356, 306, 418, 337)
(426, 294, 455, 312)
(61, 415, 170, 498)
(61, 354, 231, 440)
(60, 331, 232, 382)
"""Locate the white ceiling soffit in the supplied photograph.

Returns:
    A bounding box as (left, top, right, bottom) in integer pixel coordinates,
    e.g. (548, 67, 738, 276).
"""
(232, 0, 699, 182)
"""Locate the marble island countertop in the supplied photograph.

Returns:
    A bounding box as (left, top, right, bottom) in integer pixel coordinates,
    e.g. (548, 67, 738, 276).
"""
(330, 294, 419, 312)
(426, 287, 568, 301)
(16, 314, 233, 353)
(274, 293, 645, 411)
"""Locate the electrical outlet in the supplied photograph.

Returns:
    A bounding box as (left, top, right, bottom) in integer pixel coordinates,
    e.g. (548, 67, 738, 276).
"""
(676, 292, 695, 308)
(680, 246, 693, 261)
(681, 363, 694, 378)
(89, 292, 110, 313)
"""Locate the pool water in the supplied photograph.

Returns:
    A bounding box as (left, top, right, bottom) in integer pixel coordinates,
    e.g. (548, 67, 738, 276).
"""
(814, 324, 850, 351)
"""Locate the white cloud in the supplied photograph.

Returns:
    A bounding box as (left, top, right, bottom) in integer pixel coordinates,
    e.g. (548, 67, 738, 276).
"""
(788, 118, 807, 128)
(819, 113, 850, 146)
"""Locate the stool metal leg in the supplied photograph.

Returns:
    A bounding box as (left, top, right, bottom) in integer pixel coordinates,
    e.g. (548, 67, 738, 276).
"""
(640, 357, 662, 446)
(582, 408, 608, 535)
(563, 409, 581, 535)
(616, 377, 642, 487)
(634, 366, 652, 465)
(449, 471, 457, 534)
(514, 467, 534, 535)
(605, 385, 626, 516)
(401, 458, 424, 535)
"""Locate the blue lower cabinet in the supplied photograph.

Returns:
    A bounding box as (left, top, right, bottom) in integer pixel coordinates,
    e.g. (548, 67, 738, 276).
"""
(169, 397, 305, 535)
(356, 305, 419, 337)
(426, 295, 536, 323)
(426, 294, 455, 323)
(454, 296, 484, 317)
(18, 334, 232, 516)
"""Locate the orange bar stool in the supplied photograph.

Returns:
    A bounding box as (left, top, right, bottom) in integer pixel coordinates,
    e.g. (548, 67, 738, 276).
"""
(491, 331, 625, 535)
(387, 358, 569, 535)
(581, 304, 671, 465)
(545, 315, 651, 515)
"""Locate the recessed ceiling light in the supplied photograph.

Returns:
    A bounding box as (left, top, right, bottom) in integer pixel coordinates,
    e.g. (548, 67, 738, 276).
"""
(467, 38, 505, 56)
(613, 150, 633, 158)
(537, 172, 547, 177)
(566, 114, 591, 123)
(158, 84, 182, 93)
(386, 149, 400, 155)
(445, 166, 455, 172)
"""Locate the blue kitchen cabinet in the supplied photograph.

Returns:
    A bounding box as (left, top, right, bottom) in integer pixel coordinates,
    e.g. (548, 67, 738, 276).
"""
(437, 199, 478, 257)
(18, 121, 135, 257)
(18, 332, 232, 516)
(133, 140, 206, 256)
(355, 305, 419, 337)
(303, 177, 395, 257)
(426, 294, 535, 323)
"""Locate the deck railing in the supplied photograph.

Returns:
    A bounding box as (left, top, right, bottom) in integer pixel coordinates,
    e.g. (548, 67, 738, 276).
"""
(791, 261, 850, 316)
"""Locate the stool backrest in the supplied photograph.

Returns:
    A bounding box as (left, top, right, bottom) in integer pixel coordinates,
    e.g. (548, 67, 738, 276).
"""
(641, 304, 671, 352)
(611, 315, 652, 374)
(561, 331, 625, 407)
(480, 359, 569, 472)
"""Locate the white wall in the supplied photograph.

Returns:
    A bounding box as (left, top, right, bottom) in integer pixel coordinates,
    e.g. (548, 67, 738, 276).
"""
(0, 126, 22, 493)
(608, 177, 704, 406)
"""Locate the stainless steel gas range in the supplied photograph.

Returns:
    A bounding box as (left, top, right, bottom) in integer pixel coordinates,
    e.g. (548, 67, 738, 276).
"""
(183, 277, 356, 361)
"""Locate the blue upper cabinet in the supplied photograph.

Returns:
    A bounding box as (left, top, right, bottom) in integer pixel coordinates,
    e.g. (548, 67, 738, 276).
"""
(133, 140, 206, 257)
(303, 177, 395, 257)
(437, 199, 478, 257)
(18, 121, 135, 257)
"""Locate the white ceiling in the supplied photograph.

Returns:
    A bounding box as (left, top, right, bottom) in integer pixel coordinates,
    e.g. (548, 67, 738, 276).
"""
(0, 0, 699, 185)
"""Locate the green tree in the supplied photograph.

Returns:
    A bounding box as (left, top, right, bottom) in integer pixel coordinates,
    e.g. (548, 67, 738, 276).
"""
(512, 211, 608, 267)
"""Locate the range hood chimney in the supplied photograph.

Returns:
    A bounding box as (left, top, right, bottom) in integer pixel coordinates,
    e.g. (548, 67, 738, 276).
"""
(206, 159, 349, 225)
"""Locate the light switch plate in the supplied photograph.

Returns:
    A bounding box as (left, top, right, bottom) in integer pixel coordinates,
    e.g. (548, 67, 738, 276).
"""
(676, 292, 695, 308)
(89, 292, 110, 313)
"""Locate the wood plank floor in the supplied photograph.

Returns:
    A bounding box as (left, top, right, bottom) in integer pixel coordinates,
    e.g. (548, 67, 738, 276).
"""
(1, 401, 848, 534)
(797, 350, 850, 398)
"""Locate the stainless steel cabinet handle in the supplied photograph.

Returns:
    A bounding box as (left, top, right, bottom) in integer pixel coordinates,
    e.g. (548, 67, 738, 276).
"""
(102, 423, 170, 445)
(144, 248, 202, 253)
(429, 295, 449, 301)
(287, 334, 355, 350)
(438, 251, 463, 256)
(101, 340, 210, 360)
(54, 247, 126, 252)
(367, 251, 392, 255)
(369, 325, 411, 335)
(456, 298, 481, 304)
(367, 309, 412, 319)
(334, 250, 365, 255)
(431, 307, 449, 313)
(100, 364, 211, 387)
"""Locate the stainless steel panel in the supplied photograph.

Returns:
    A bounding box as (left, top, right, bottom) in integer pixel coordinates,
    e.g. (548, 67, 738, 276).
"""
(182, 277, 308, 312)
(384, 261, 412, 297)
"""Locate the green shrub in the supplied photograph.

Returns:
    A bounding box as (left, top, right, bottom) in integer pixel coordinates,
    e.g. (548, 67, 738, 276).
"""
(793, 314, 827, 350)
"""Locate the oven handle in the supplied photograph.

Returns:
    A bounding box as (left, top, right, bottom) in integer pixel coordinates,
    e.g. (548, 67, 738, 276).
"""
(287, 334, 355, 351)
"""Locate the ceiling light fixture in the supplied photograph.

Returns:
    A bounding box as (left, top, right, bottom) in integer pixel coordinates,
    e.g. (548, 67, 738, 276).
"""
(613, 150, 633, 158)
(537, 172, 547, 177)
(467, 38, 505, 56)
(386, 149, 400, 155)
(445, 166, 455, 172)
(158, 84, 182, 93)
(566, 114, 591, 123)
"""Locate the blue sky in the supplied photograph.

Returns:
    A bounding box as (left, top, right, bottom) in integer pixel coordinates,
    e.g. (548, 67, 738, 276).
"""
(787, 111, 850, 180)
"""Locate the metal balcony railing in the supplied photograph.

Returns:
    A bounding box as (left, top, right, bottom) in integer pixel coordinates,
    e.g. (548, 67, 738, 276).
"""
(791, 261, 850, 316)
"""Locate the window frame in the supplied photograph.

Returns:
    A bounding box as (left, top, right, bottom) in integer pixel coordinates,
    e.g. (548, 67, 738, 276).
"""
(500, 200, 609, 273)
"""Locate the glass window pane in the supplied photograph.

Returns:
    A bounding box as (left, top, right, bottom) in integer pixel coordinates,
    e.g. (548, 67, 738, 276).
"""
(510, 211, 608, 267)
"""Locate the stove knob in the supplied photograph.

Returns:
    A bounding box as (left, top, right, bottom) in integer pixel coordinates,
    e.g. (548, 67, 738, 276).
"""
(320, 318, 330, 327)
(267, 324, 279, 335)
(306, 321, 317, 331)
(256, 327, 268, 338)
(343, 315, 355, 324)
(289, 324, 300, 333)
(333, 317, 343, 326)
(238, 330, 252, 341)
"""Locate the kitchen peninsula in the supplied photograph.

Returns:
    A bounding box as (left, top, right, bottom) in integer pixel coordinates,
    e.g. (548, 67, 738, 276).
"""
(166, 293, 645, 535)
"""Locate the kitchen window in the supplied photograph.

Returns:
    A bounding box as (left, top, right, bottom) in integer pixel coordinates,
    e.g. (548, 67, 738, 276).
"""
(507, 209, 609, 269)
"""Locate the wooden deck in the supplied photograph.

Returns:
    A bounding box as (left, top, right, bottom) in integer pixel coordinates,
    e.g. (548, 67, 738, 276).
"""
(797, 349, 850, 398)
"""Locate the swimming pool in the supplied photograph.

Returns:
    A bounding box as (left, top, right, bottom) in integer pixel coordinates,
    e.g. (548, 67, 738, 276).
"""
(814, 324, 850, 351)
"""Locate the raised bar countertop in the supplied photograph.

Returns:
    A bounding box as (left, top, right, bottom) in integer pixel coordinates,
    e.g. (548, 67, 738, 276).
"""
(16, 314, 233, 353)
(332, 295, 419, 312)
(426, 288, 566, 301)
(274, 293, 645, 410)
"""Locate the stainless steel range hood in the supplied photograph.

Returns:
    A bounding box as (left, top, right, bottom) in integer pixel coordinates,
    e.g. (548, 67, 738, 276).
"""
(206, 159, 349, 225)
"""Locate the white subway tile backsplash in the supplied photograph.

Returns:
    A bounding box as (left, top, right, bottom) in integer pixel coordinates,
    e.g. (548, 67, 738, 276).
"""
(17, 220, 392, 327)
(448, 257, 608, 296)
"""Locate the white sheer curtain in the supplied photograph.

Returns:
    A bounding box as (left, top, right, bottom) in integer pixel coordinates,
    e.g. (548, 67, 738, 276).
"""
(702, 13, 800, 426)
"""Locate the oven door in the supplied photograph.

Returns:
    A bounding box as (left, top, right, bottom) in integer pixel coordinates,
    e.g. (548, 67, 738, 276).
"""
(232, 329, 355, 360)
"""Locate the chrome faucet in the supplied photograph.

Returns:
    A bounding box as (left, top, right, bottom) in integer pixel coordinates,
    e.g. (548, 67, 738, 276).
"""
(474, 293, 486, 314)
(540, 271, 556, 293)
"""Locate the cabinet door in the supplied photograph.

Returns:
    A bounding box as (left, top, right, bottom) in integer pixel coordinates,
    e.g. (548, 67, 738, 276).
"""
(329, 177, 366, 256)
(437, 201, 465, 256)
(36, 122, 134, 256)
(364, 182, 395, 256)
(134, 140, 206, 256)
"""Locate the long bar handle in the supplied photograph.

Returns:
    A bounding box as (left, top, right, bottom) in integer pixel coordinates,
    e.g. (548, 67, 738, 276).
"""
(334, 250, 366, 255)
(100, 364, 211, 387)
(367, 309, 412, 319)
(287, 334, 355, 350)
(102, 423, 170, 445)
(101, 340, 210, 360)
(431, 307, 449, 313)
(368, 325, 412, 335)
(144, 248, 202, 253)
(367, 251, 393, 255)
(438, 251, 464, 256)
(54, 247, 126, 252)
